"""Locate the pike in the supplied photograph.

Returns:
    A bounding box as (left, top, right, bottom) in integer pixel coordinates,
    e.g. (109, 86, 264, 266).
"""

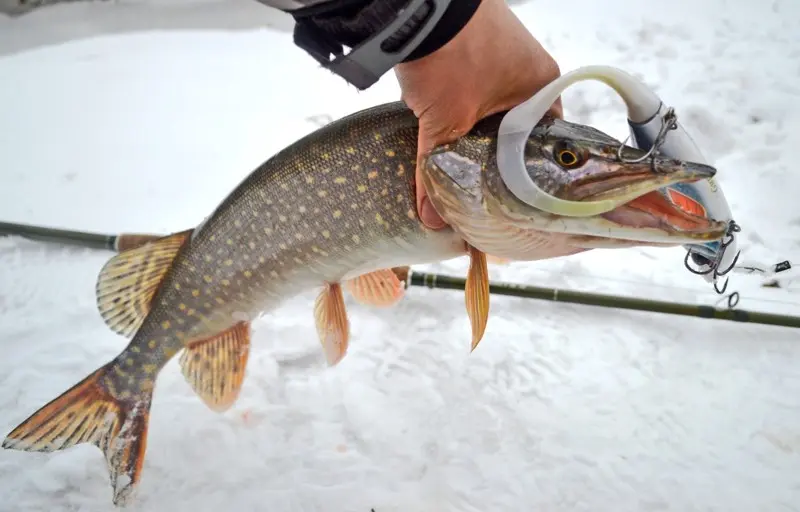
(2, 101, 728, 505)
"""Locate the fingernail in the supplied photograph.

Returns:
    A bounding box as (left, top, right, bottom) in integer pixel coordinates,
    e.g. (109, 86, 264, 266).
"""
(420, 197, 447, 230)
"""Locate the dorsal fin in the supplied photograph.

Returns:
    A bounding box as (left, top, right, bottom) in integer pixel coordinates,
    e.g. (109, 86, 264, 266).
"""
(95, 230, 192, 338)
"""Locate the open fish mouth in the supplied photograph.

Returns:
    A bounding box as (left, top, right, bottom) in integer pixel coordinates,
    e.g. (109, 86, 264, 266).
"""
(600, 189, 729, 240)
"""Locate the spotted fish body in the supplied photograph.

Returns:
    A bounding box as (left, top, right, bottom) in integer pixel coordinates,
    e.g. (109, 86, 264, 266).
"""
(2, 100, 724, 506)
(1, 101, 476, 506)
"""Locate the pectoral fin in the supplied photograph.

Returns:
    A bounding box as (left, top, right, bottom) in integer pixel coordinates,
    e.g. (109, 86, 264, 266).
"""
(465, 245, 490, 352)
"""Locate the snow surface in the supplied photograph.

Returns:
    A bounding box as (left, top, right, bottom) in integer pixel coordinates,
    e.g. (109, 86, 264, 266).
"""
(1, 0, 800, 511)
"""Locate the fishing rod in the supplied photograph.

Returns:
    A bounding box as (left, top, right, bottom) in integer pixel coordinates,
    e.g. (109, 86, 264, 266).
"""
(1, 220, 798, 329)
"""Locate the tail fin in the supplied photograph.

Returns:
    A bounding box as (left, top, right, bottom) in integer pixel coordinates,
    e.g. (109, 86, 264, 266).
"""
(2, 363, 153, 506)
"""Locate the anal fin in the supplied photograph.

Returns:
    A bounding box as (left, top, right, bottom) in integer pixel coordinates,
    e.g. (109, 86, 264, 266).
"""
(465, 245, 490, 352)
(96, 230, 193, 338)
(178, 321, 251, 413)
(314, 282, 350, 366)
(345, 268, 406, 307)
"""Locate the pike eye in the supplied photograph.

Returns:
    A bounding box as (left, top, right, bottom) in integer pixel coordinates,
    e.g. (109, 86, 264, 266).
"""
(557, 150, 578, 166)
(552, 142, 583, 169)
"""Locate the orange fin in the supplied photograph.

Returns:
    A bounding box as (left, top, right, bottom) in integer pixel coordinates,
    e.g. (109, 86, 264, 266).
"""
(2, 363, 153, 506)
(96, 230, 192, 338)
(314, 282, 350, 366)
(486, 254, 512, 265)
(178, 321, 251, 413)
(345, 268, 406, 307)
(465, 245, 490, 352)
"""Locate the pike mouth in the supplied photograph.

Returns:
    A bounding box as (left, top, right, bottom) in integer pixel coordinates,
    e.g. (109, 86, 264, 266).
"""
(600, 190, 729, 240)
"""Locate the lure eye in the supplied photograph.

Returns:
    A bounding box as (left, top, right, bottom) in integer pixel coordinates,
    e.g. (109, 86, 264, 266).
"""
(553, 142, 584, 169)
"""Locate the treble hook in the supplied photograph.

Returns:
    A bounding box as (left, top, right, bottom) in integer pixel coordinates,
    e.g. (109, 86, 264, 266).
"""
(616, 107, 679, 164)
(683, 220, 742, 296)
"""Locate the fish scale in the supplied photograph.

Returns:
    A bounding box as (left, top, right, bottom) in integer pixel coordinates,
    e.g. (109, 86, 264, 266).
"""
(2, 100, 727, 507)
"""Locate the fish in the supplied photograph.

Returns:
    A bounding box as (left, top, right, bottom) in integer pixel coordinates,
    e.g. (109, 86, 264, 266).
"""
(1, 101, 727, 506)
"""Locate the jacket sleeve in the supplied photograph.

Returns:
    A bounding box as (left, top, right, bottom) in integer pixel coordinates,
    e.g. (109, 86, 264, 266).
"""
(272, 0, 482, 89)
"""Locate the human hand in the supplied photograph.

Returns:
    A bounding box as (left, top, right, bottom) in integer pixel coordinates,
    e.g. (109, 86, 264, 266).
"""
(394, 0, 563, 230)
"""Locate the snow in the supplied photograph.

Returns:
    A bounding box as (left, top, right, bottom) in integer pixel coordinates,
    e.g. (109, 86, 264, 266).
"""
(1, 0, 799, 510)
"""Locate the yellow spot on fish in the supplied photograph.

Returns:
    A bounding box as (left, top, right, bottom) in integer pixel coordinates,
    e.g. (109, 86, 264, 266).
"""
(204, 275, 213, 283)
(178, 303, 186, 311)
(352, 234, 360, 244)
(376, 213, 384, 223)
(281, 183, 289, 190)
(131, 346, 141, 353)
(226, 239, 234, 246)
(174, 283, 181, 290)
(264, 227, 273, 235)
(318, 190, 328, 198)
(351, 203, 359, 210)
(224, 259, 233, 266)
(204, 255, 212, 262)
(322, 153, 331, 160)
(248, 242, 256, 250)
(385, 149, 395, 157)
(119, 390, 132, 400)
(234, 219, 242, 227)
(148, 339, 157, 349)
(407, 208, 416, 219)
(209, 235, 216, 242)
(299, 205, 307, 213)
(258, 256, 266, 263)
(368, 170, 378, 179)
(357, 184, 367, 193)
(311, 246, 320, 253)
(125, 358, 134, 366)
(244, 270, 252, 278)
(265, 198, 274, 205)
(215, 297, 225, 304)
(381, 188, 389, 196)
(279, 215, 287, 222)
(333, 210, 342, 218)
(140, 379, 155, 392)
(334, 176, 347, 184)
(305, 176, 315, 184)
(222, 279, 230, 286)
(192, 289, 200, 297)
(161, 320, 171, 329)
(279, 243, 288, 250)
(204, 302, 212, 308)
(142, 364, 157, 375)
(397, 164, 406, 176)
(187, 309, 195, 316)
(351, 165, 361, 171)
(346, 147, 355, 155)
(322, 230, 330, 239)
(373, 133, 382, 141)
